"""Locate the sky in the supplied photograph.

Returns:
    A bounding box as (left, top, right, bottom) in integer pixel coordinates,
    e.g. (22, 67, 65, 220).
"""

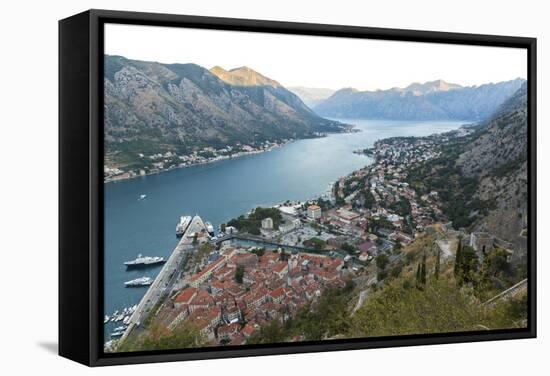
(105, 23, 527, 91)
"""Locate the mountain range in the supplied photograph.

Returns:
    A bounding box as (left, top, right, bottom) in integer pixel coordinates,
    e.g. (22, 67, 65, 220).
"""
(104, 55, 526, 169)
(312, 79, 525, 121)
(104, 56, 347, 153)
(287, 87, 336, 108)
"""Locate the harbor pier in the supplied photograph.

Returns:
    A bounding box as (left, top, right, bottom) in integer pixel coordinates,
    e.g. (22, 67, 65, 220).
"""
(117, 215, 206, 346)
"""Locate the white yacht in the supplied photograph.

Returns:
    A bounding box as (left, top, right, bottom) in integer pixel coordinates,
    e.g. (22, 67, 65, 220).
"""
(176, 215, 192, 237)
(124, 254, 166, 269)
(124, 276, 153, 287)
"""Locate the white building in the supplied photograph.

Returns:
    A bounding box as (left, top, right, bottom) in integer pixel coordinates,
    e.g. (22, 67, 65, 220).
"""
(307, 205, 322, 220)
(261, 217, 274, 230)
(225, 226, 238, 234)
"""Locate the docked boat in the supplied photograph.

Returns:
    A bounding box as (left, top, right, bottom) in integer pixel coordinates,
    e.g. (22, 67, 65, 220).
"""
(176, 215, 192, 237)
(124, 276, 153, 287)
(110, 330, 125, 338)
(124, 254, 166, 269)
(109, 310, 118, 322)
(205, 221, 215, 236)
(104, 315, 110, 324)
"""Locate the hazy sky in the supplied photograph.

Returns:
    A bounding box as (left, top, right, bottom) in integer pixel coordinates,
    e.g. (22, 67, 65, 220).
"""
(105, 23, 527, 91)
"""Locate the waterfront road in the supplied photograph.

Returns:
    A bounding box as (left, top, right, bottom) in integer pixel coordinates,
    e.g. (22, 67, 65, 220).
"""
(118, 215, 206, 346)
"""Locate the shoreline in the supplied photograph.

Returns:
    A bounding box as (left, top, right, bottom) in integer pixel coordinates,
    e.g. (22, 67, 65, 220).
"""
(104, 128, 360, 184)
(104, 141, 291, 184)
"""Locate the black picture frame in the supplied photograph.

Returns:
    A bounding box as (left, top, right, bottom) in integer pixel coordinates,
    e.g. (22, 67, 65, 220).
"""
(59, 9, 537, 367)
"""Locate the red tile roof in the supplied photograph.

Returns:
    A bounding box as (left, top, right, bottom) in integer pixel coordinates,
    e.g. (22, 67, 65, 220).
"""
(273, 262, 288, 274)
(174, 287, 197, 304)
(269, 287, 285, 299)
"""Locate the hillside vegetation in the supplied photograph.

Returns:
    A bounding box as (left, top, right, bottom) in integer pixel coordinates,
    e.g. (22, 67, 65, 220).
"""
(247, 233, 527, 345)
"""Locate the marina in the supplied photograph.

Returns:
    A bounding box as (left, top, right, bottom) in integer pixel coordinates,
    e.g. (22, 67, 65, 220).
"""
(118, 215, 209, 343)
(103, 304, 138, 339)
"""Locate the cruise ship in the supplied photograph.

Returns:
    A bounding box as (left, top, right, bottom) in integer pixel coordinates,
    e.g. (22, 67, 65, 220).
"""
(124, 276, 153, 287)
(205, 221, 215, 236)
(176, 215, 192, 237)
(124, 254, 166, 269)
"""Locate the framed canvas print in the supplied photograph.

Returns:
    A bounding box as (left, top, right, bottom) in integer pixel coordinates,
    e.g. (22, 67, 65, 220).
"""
(59, 9, 536, 366)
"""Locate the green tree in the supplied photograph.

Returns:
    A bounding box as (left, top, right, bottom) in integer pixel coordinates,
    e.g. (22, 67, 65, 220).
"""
(434, 245, 441, 280)
(420, 253, 427, 286)
(376, 254, 390, 282)
(341, 243, 357, 254)
(394, 241, 402, 251)
(251, 247, 265, 257)
(390, 264, 403, 279)
(454, 238, 463, 277)
(456, 245, 479, 286)
(304, 237, 326, 250)
(416, 262, 422, 287)
(227, 207, 283, 234)
(376, 254, 389, 270)
(235, 265, 245, 284)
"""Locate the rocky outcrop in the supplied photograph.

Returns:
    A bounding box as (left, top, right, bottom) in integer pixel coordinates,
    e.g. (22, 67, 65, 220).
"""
(457, 83, 528, 250)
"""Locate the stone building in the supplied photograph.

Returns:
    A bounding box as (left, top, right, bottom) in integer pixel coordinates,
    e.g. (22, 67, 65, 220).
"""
(469, 232, 494, 256)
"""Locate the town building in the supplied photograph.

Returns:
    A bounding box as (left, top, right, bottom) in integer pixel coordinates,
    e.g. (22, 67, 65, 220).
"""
(261, 217, 274, 230)
(336, 208, 360, 223)
(174, 287, 198, 308)
(307, 205, 322, 220)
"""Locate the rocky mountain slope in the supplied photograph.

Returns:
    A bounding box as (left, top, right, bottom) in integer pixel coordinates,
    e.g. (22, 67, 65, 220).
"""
(403, 79, 463, 95)
(406, 82, 528, 257)
(314, 79, 525, 121)
(104, 56, 347, 152)
(210, 66, 281, 87)
(457, 82, 528, 248)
